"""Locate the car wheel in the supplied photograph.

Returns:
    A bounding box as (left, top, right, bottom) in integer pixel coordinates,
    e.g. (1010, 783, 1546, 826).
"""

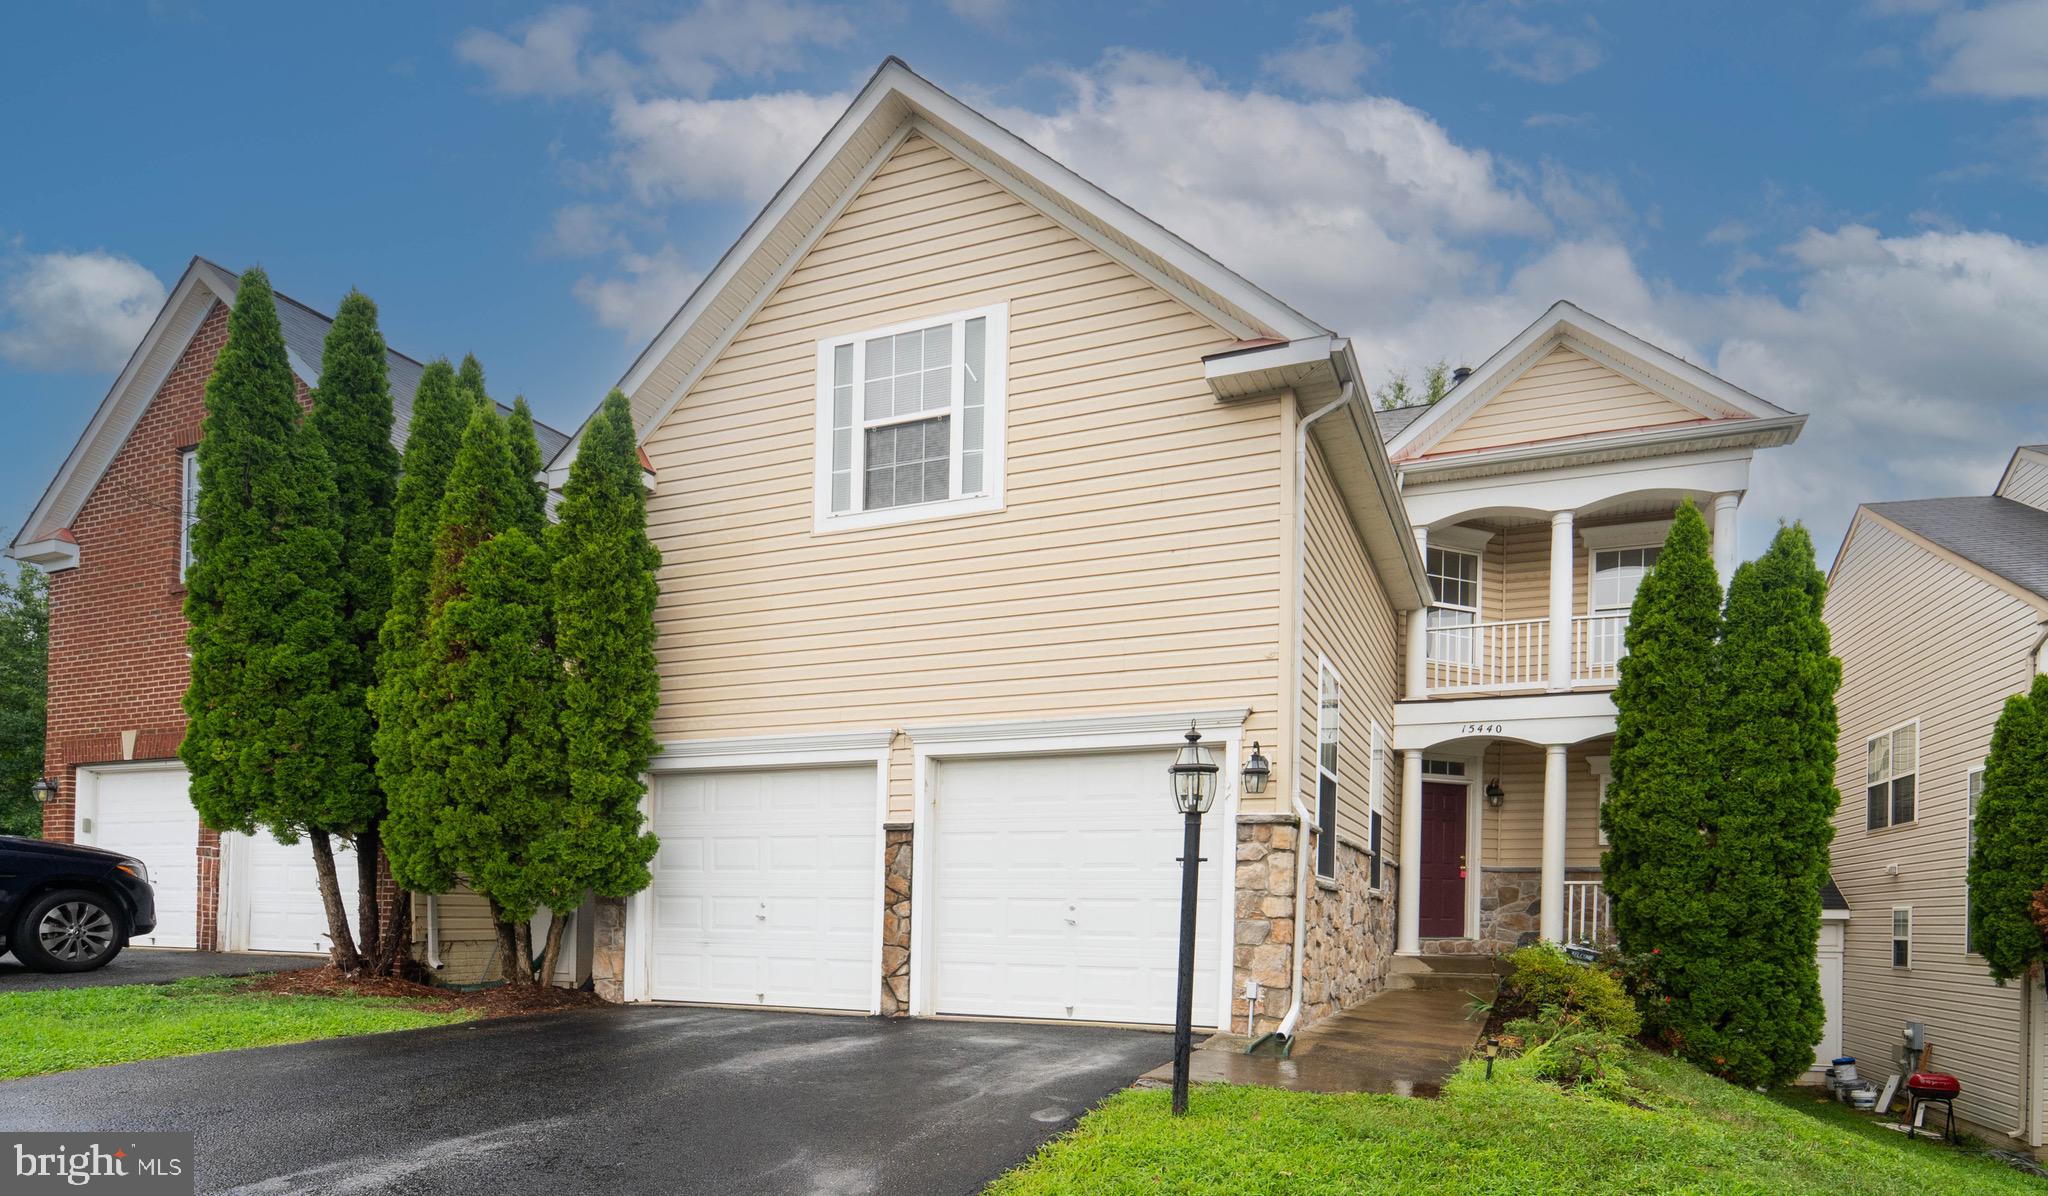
(12, 889, 125, 973)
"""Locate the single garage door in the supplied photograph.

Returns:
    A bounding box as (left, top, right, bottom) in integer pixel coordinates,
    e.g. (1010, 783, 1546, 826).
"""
(239, 831, 361, 955)
(87, 767, 199, 949)
(646, 765, 878, 1010)
(929, 749, 1226, 1026)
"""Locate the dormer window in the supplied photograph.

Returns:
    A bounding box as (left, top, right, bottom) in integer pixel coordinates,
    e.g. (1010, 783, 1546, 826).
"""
(813, 303, 1008, 532)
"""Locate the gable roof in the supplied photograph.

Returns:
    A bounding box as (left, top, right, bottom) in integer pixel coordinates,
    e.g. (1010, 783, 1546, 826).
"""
(1862, 495, 2048, 603)
(1384, 300, 1803, 467)
(585, 57, 1331, 466)
(10, 257, 567, 566)
(1374, 403, 1433, 442)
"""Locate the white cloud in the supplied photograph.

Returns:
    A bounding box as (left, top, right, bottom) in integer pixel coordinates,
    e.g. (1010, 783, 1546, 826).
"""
(0, 248, 166, 373)
(1523, 110, 1597, 129)
(1926, 0, 2048, 98)
(456, 6, 627, 98)
(1259, 7, 1380, 97)
(945, 0, 1010, 27)
(637, 0, 856, 98)
(572, 245, 703, 339)
(608, 89, 849, 204)
(1444, 1, 1605, 84)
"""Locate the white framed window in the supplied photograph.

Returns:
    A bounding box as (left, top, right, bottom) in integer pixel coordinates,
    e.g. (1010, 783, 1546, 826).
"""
(180, 448, 200, 582)
(1866, 721, 1918, 830)
(1588, 753, 1612, 847)
(812, 302, 1008, 532)
(1424, 546, 1480, 664)
(1368, 721, 1385, 892)
(1892, 906, 1912, 968)
(1315, 660, 1341, 881)
(1966, 764, 1985, 955)
(1420, 758, 1466, 777)
(1588, 545, 1659, 665)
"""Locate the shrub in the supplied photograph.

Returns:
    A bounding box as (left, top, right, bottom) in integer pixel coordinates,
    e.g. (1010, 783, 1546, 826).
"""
(1501, 943, 1642, 1039)
(1527, 1028, 1633, 1092)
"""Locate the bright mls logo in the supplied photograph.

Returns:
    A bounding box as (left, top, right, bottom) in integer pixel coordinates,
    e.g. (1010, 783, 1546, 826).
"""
(7, 1133, 193, 1193)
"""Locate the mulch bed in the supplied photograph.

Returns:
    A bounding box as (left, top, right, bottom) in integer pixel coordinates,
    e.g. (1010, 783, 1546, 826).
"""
(236, 966, 608, 1017)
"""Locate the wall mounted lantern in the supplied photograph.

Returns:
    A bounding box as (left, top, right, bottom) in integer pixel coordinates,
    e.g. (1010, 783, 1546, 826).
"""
(1240, 742, 1270, 796)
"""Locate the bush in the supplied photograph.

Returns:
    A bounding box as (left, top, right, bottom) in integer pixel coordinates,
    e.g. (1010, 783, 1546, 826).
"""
(1501, 943, 1643, 1039)
(1527, 1028, 1634, 1092)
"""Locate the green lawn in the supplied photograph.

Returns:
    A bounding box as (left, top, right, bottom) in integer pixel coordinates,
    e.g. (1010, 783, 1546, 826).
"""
(990, 1049, 2042, 1195)
(0, 976, 474, 1080)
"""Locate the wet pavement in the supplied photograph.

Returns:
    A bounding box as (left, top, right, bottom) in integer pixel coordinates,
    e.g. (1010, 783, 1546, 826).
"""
(0, 948, 317, 991)
(1141, 983, 1491, 1097)
(0, 1005, 1171, 1194)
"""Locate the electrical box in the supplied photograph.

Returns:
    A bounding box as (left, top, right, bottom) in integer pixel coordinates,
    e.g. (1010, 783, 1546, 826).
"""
(1903, 1021, 1926, 1052)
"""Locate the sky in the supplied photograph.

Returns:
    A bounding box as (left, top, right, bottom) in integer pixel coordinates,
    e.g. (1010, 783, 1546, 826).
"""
(2, 0, 2046, 563)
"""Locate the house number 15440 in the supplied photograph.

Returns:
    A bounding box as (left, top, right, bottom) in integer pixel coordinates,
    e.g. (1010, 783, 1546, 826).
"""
(1460, 723, 1504, 735)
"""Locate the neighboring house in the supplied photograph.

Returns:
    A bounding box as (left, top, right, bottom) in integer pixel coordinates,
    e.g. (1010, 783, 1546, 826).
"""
(6, 257, 570, 962)
(1824, 445, 2048, 1146)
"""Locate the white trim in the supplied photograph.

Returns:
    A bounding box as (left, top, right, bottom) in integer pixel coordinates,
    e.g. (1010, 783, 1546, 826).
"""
(1891, 904, 1913, 969)
(1392, 690, 1616, 752)
(1864, 718, 1920, 831)
(907, 715, 1242, 1029)
(1586, 540, 1663, 619)
(180, 447, 199, 582)
(1368, 720, 1387, 893)
(1586, 752, 1612, 847)
(11, 537, 79, 571)
(1427, 525, 1496, 555)
(1966, 761, 1986, 957)
(1314, 657, 1342, 882)
(1417, 747, 1483, 939)
(810, 301, 1009, 534)
(1578, 519, 1672, 553)
(905, 707, 1248, 746)
(632, 740, 892, 1014)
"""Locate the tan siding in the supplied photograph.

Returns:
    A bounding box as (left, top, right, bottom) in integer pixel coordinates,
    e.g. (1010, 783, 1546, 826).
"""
(1298, 437, 1402, 854)
(1827, 517, 2048, 1132)
(1999, 450, 2048, 511)
(1478, 741, 1608, 870)
(1428, 345, 1704, 457)
(642, 133, 1286, 819)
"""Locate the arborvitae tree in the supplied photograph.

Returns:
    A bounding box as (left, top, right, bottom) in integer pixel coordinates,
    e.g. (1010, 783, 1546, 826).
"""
(457, 353, 489, 407)
(1692, 524, 1841, 1085)
(371, 360, 468, 830)
(0, 566, 48, 838)
(181, 268, 359, 968)
(507, 397, 550, 543)
(1602, 500, 1723, 1046)
(544, 391, 661, 973)
(303, 290, 404, 971)
(1970, 674, 2048, 982)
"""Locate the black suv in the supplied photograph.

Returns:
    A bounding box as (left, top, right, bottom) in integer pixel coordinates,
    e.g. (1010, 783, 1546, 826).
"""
(0, 836, 157, 973)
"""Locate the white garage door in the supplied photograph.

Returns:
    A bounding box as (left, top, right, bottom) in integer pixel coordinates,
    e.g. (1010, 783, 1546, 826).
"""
(646, 765, 878, 1010)
(930, 749, 1226, 1026)
(240, 831, 361, 955)
(87, 767, 198, 949)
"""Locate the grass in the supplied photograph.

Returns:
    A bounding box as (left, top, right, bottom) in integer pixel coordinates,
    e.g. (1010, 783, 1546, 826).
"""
(0, 975, 474, 1080)
(989, 1048, 2043, 1195)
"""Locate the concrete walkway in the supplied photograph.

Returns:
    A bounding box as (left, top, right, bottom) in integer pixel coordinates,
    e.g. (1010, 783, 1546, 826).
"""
(1141, 977, 1494, 1098)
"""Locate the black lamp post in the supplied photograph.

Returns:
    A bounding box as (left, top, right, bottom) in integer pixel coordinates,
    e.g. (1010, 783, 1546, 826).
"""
(1167, 725, 1220, 1116)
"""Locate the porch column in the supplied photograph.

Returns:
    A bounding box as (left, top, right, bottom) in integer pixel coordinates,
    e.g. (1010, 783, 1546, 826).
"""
(1546, 510, 1574, 691)
(1712, 493, 1740, 588)
(1398, 748, 1423, 954)
(1539, 744, 1568, 942)
(1405, 526, 1429, 699)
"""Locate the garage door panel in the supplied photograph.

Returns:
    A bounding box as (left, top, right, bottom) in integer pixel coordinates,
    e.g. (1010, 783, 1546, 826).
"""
(241, 832, 361, 954)
(91, 768, 200, 949)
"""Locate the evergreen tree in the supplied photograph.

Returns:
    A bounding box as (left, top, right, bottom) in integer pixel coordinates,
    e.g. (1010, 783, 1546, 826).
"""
(1970, 674, 2048, 982)
(506, 397, 550, 543)
(1602, 500, 1723, 1046)
(544, 390, 661, 972)
(180, 268, 359, 967)
(304, 290, 402, 968)
(0, 566, 48, 838)
(1693, 524, 1841, 1085)
(457, 353, 489, 408)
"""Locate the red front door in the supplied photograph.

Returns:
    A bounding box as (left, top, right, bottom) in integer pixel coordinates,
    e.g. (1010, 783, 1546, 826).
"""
(1419, 782, 1467, 938)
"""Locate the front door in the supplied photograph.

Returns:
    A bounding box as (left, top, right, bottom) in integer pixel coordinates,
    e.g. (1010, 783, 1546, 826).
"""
(1419, 781, 1467, 938)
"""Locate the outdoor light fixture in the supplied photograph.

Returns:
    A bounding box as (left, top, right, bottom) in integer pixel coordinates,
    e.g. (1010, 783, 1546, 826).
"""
(1485, 779, 1505, 809)
(29, 776, 55, 805)
(1241, 742, 1271, 796)
(1484, 1035, 1502, 1079)
(1166, 725, 1218, 1115)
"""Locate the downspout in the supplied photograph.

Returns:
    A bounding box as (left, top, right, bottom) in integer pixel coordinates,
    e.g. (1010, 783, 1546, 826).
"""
(1270, 383, 1355, 1047)
(424, 894, 443, 971)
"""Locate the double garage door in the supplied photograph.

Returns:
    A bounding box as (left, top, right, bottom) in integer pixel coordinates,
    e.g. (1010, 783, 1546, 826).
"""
(80, 765, 358, 954)
(643, 748, 1224, 1027)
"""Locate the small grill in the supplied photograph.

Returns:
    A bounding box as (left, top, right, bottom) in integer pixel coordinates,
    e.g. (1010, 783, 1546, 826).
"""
(1904, 1072, 1962, 1143)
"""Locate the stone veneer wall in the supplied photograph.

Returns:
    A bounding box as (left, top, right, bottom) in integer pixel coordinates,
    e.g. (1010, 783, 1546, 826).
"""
(592, 895, 627, 1003)
(1418, 866, 1605, 957)
(880, 825, 913, 1016)
(1232, 815, 1396, 1036)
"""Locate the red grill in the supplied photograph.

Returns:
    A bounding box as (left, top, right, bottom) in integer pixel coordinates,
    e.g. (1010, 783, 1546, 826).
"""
(1904, 1072, 1962, 1142)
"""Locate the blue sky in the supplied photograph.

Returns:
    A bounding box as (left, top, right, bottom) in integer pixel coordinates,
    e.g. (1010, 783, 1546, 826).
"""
(4, 0, 2046, 560)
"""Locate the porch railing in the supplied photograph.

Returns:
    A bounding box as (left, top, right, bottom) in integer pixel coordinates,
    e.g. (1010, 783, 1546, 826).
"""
(1570, 614, 1630, 686)
(1423, 617, 1549, 695)
(1564, 880, 1614, 948)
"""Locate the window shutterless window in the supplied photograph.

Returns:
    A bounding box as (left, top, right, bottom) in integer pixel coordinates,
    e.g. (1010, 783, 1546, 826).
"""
(180, 448, 199, 581)
(1866, 721, 1918, 830)
(1966, 766, 1985, 954)
(812, 303, 1008, 532)
(1368, 721, 1384, 891)
(1424, 546, 1479, 664)
(1589, 546, 1659, 664)
(1316, 662, 1341, 880)
(1892, 906, 1912, 968)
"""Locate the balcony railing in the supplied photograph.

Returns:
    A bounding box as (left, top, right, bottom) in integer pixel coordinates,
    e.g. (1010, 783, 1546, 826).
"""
(1421, 614, 1633, 696)
(1564, 880, 1614, 948)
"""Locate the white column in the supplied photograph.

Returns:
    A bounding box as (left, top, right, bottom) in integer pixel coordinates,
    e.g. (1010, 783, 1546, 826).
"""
(1712, 493, 1740, 588)
(1398, 748, 1423, 954)
(1540, 744, 1568, 943)
(1406, 526, 1429, 699)
(1547, 510, 1575, 690)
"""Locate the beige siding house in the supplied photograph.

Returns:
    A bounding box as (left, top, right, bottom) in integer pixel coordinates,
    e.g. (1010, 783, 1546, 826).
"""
(1825, 445, 2048, 1144)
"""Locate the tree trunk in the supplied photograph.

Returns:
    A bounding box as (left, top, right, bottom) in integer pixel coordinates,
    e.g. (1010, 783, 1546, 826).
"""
(307, 829, 363, 973)
(535, 908, 569, 990)
(373, 880, 413, 979)
(354, 825, 383, 965)
(491, 912, 520, 984)
(514, 919, 536, 985)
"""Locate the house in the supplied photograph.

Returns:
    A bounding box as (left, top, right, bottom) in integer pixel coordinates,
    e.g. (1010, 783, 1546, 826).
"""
(7, 257, 570, 960)
(1823, 445, 2048, 1145)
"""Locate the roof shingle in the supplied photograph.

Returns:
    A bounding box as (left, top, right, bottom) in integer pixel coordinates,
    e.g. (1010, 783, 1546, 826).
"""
(1865, 495, 2048, 601)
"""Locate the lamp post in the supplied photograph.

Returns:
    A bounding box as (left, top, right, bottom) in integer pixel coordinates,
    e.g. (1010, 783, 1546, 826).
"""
(1167, 725, 1220, 1116)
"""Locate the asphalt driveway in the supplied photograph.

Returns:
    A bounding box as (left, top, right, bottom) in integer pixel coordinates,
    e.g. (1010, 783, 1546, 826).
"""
(0, 1005, 1170, 1194)
(0, 948, 316, 991)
